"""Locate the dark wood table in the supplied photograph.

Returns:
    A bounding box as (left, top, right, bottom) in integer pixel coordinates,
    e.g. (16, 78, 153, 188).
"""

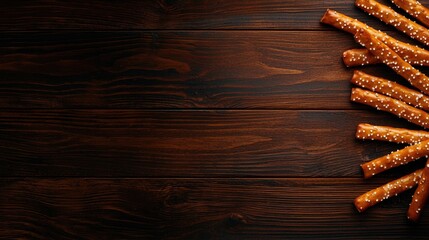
(1, 0, 429, 239)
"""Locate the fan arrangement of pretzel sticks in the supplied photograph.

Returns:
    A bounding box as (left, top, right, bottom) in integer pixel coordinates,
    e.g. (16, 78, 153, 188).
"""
(321, 0, 429, 222)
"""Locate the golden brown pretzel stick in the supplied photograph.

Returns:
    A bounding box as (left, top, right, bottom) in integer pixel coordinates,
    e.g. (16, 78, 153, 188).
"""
(355, 29, 429, 95)
(343, 48, 429, 67)
(343, 49, 380, 67)
(351, 70, 429, 111)
(351, 88, 429, 129)
(356, 0, 429, 47)
(321, 9, 429, 65)
(354, 169, 422, 212)
(361, 139, 429, 178)
(408, 159, 429, 221)
(320, 9, 380, 36)
(392, 0, 429, 28)
(356, 123, 429, 144)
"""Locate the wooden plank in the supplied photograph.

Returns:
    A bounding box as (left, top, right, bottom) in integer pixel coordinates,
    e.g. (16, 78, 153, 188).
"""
(1, 178, 428, 239)
(0, 30, 418, 109)
(0, 0, 421, 30)
(0, 109, 425, 177)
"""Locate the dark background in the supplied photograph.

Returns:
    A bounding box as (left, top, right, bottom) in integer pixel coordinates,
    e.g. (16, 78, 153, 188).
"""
(0, 0, 429, 239)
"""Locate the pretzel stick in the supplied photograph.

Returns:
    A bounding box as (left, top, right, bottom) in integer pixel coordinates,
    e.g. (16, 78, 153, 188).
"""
(361, 138, 429, 178)
(321, 9, 429, 65)
(351, 70, 429, 111)
(343, 48, 429, 67)
(354, 169, 422, 212)
(343, 49, 380, 66)
(356, 0, 429, 47)
(351, 88, 429, 129)
(356, 123, 429, 143)
(408, 159, 429, 221)
(391, 0, 429, 28)
(354, 29, 429, 95)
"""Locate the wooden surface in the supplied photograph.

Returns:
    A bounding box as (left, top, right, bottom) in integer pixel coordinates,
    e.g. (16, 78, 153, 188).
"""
(2, 0, 429, 239)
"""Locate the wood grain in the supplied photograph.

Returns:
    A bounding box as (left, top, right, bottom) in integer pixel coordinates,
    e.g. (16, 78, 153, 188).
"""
(0, 109, 425, 177)
(1, 178, 428, 239)
(0, 0, 405, 30)
(2, 0, 428, 237)
(0, 30, 419, 109)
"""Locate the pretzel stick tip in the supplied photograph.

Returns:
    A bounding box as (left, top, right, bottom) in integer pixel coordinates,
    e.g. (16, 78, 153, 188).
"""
(320, 9, 373, 35)
(342, 49, 380, 67)
(320, 9, 351, 31)
(356, 123, 429, 144)
(361, 139, 429, 178)
(391, 0, 429, 28)
(354, 29, 429, 96)
(356, 0, 429, 47)
(320, 9, 331, 23)
(354, 169, 422, 212)
(408, 159, 429, 222)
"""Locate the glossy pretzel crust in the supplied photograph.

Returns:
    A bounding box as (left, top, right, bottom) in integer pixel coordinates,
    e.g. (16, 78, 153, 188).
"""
(354, 169, 422, 212)
(356, 0, 429, 47)
(343, 48, 429, 67)
(351, 88, 429, 129)
(321, 9, 429, 67)
(361, 139, 429, 178)
(354, 29, 429, 95)
(408, 160, 429, 221)
(356, 123, 429, 144)
(392, 0, 429, 27)
(351, 70, 429, 111)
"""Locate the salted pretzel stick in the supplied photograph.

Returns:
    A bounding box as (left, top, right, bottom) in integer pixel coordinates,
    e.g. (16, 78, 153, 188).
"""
(356, 123, 429, 144)
(356, 0, 429, 47)
(351, 88, 429, 129)
(355, 29, 429, 95)
(351, 70, 429, 111)
(343, 48, 429, 67)
(343, 48, 379, 67)
(392, 0, 429, 28)
(354, 169, 422, 212)
(361, 138, 429, 178)
(321, 9, 429, 65)
(408, 159, 429, 221)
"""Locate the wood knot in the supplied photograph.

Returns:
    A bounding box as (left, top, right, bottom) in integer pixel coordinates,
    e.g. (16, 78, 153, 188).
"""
(159, 0, 177, 10)
(163, 0, 176, 5)
(164, 190, 187, 206)
(225, 213, 247, 228)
